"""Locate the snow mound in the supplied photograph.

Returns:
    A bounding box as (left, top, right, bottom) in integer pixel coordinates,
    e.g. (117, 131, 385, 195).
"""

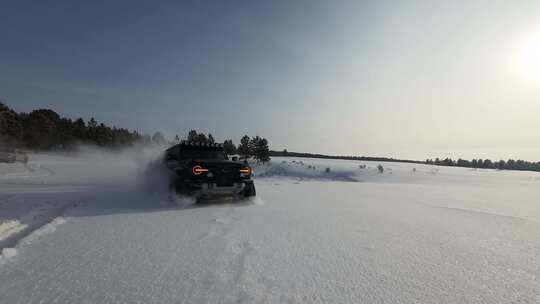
(1, 248, 17, 259)
(0, 247, 17, 265)
(19, 217, 66, 246)
(0, 220, 28, 244)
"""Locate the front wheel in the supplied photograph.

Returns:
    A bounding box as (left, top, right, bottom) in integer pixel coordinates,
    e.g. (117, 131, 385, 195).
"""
(242, 181, 256, 198)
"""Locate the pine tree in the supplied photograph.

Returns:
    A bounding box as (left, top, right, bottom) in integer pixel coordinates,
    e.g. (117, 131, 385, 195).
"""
(477, 159, 484, 168)
(22, 110, 57, 149)
(237, 135, 251, 159)
(73, 118, 86, 142)
(223, 139, 236, 155)
(0, 102, 23, 145)
(254, 137, 270, 163)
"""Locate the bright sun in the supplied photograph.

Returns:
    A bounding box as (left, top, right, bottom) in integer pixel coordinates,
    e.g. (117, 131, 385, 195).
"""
(516, 31, 540, 85)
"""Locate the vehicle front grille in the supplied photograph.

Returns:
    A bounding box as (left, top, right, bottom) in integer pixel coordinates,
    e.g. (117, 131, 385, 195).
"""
(208, 165, 237, 187)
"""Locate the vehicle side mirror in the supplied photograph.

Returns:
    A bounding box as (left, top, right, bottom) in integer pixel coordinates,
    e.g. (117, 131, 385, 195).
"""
(232, 156, 238, 161)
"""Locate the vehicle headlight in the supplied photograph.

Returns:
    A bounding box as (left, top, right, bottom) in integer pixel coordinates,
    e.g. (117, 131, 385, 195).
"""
(192, 165, 209, 175)
(239, 167, 251, 176)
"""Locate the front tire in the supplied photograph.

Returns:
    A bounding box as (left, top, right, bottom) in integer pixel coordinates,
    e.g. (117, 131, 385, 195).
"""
(242, 181, 256, 198)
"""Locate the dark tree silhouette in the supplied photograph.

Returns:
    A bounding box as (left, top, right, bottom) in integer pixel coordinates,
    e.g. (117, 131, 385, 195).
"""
(0, 101, 23, 145)
(223, 139, 236, 155)
(0, 102, 142, 149)
(250, 136, 270, 163)
(237, 135, 251, 160)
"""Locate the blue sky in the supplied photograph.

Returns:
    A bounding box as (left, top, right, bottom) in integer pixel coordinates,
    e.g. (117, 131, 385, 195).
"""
(2, 1, 540, 160)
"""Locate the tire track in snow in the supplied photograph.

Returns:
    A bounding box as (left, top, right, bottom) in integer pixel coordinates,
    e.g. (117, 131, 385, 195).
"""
(194, 205, 261, 303)
(0, 202, 77, 261)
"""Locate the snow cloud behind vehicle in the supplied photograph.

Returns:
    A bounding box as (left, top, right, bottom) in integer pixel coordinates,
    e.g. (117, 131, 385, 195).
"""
(2, 144, 166, 187)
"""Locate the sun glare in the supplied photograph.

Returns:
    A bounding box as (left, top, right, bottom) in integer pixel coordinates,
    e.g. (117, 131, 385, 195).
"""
(516, 31, 540, 85)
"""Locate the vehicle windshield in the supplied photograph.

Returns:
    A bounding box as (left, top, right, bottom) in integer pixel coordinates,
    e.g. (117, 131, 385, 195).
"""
(181, 148, 228, 160)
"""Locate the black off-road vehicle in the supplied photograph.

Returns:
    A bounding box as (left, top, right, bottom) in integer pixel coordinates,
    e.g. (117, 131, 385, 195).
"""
(158, 141, 256, 199)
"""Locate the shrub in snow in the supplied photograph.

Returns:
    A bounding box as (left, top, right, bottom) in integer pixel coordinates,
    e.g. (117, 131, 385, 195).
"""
(377, 164, 384, 173)
(325, 167, 331, 173)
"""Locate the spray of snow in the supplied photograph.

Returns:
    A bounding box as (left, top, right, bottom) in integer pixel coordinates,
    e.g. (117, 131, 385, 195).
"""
(0, 143, 170, 188)
(251, 158, 377, 182)
(245, 196, 264, 205)
(0, 144, 170, 256)
(170, 194, 198, 207)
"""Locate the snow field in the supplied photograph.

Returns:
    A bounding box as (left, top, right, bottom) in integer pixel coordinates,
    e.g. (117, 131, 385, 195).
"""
(1, 151, 540, 303)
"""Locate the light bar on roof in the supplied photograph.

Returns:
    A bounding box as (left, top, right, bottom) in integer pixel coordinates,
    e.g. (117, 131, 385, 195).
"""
(178, 140, 225, 147)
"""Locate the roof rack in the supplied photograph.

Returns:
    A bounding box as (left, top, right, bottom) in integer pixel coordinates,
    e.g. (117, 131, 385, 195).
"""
(179, 140, 223, 148)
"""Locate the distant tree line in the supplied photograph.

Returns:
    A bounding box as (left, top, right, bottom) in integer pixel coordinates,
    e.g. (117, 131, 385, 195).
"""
(426, 157, 540, 172)
(6, 101, 539, 172)
(1, 102, 273, 160)
(269, 149, 540, 173)
(0, 101, 142, 149)
(269, 150, 424, 164)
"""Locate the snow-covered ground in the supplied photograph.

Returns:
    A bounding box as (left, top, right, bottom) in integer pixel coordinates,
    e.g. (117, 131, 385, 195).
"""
(1, 151, 539, 303)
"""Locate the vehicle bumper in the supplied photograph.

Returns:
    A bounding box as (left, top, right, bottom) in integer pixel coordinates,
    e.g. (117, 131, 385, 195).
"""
(189, 182, 247, 198)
